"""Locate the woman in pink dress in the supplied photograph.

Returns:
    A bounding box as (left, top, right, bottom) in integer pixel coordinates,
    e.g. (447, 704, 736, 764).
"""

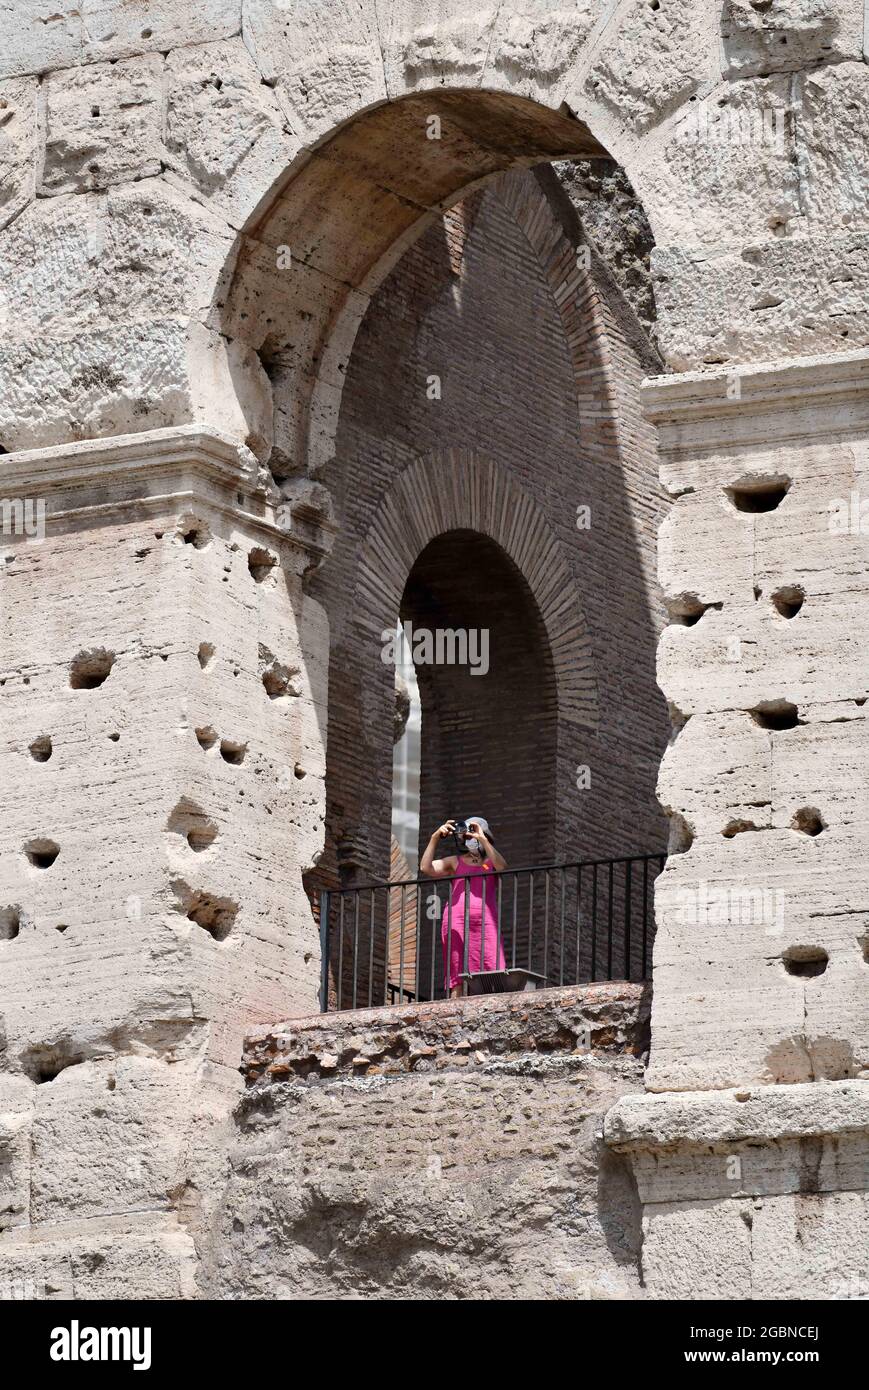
(420, 816, 508, 998)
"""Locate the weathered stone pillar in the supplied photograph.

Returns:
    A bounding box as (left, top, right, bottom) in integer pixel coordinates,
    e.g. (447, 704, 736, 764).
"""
(605, 350, 869, 1299)
(0, 425, 333, 1295)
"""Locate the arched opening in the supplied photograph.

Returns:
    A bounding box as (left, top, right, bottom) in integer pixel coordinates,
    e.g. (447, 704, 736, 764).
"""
(238, 90, 669, 1011)
(403, 529, 557, 872)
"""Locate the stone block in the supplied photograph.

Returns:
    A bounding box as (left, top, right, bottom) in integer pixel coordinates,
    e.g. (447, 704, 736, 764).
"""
(583, 0, 717, 135)
(721, 0, 863, 78)
(41, 55, 164, 194)
(0, 76, 37, 232)
(244, 0, 385, 139)
(164, 39, 297, 230)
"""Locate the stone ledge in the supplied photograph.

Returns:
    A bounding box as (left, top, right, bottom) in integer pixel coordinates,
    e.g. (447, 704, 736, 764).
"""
(605, 1078, 869, 1152)
(242, 981, 651, 1086)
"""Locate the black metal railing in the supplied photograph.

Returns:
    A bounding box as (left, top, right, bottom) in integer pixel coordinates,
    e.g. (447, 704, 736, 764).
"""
(318, 851, 666, 1013)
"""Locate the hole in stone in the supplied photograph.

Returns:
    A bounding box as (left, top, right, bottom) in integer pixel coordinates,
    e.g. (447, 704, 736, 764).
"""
(69, 648, 115, 689)
(855, 698, 867, 707)
(0, 906, 21, 940)
(195, 726, 218, 751)
(791, 806, 825, 836)
(107, 1074, 116, 1090)
(750, 700, 800, 730)
(55, 923, 69, 934)
(726, 476, 791, 513)
(248, 546, 277, 582)
(91, 104, 100, 117)
(167, 800, 217, 853)
(29, 734, 52, 761)
(175, 885, 238, 942)
(22, 1046, 83, 1084)
(668, 813, 694, 855)
(219, 739, 246, 765)
(771, 585, 804, 619)
(246, 544, 276, 583)
(108, 732, 120, 742)
(186, 822, 217, 853)
(24, 838, 59, 869)
(141, 27, 152, 37)
(722, 819, 761, 838)
(294, 763, 306, 779)
(782, 946, 828, 978)
(860, 932, 869, 964)
(198, 642, 215, 670)
(666, 593, 704, 626)
(177, 517, 211, 549)
(262, 662, 296, 700)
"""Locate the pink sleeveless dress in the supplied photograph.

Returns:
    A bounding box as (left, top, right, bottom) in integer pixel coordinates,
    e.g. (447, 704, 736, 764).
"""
(442, 859, 506, 992)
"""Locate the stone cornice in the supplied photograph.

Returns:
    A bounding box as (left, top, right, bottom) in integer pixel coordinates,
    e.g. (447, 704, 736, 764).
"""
(0, 425, 337, 566)
(642, 348, 869, 456)
(605, 1079, 869, 1153)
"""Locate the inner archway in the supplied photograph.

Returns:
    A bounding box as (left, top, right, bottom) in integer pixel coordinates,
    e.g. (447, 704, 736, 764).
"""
(402, 529, 558, 872)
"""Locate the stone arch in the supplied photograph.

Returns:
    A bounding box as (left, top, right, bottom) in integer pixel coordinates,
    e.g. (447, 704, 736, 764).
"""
(355, 448, 599, 731)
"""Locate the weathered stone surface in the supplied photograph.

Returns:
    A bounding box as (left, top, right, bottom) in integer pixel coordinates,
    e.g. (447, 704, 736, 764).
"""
(797, 62, 869, 232)
(653, 232, 869, 370)
(0, 1217, 199, 1299)
(641, 77, 799, 250)
(583, 0, 717, 135)
(0, 77, 36, 232)
(376, 0, 496, 96)
(80, 0, 241, 65)
(750, 1190, 869, 1299)
(244, 981, 651, 1083)
(164, 39, 297, 230)
(721, 0, 863, 78)
(244, 0, 386, 140)
(0, 1, 82, 79)
(204, 988, 649, 1299)
(0, 1075, 33, 1231)
(480, 0, 603, 102)
(642, 1197, 753, 1299)
(41, 55, 164, 194)
(632, 1188, 869, 1301)
(607, 1078, 869, 1150)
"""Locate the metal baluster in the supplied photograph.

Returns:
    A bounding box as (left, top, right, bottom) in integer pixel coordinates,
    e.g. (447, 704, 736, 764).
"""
(496, 872, 503, 979)
(367, 888, 375, 1008)
(528, 871, 535, 975)
(319, 890, 330, 1013)
(415, 877, 423, 1003)
(352, 891, 360, 1010)
(399, 883, 407, 1004)
(574, 864, 582, 987)
(430, 881, 438, 1002)
(590, 865, 597, 983)
(462, 866, 471, 997)
(641, 858, 649, 980)
(446, 873, 454, 1000)
(607, 860, 614, 980)
(511, 875, 518, 968)
(542, 870, 550, 985)
(559, 866, 566, 987)
(624, 858, 633, 982)
(337, 894, 345, 1011)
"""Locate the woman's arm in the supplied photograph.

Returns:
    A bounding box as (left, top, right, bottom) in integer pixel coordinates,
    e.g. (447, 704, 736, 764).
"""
(420, 821, 459, 878)
(469, 821, 507, 871)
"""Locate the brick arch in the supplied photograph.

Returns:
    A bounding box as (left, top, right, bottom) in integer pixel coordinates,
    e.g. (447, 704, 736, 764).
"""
(355, 449, 599, 730)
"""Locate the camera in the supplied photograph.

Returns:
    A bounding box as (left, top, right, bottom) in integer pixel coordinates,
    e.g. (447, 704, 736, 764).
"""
(445, 819, 469, 855)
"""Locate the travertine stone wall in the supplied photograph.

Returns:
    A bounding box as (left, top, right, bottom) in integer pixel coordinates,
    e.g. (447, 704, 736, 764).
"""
(0, 0, 867, 1300)
(204, 983, 650, 1300)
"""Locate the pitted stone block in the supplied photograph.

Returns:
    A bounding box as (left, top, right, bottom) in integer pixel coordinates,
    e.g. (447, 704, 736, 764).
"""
(41, 55, 164, 194)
